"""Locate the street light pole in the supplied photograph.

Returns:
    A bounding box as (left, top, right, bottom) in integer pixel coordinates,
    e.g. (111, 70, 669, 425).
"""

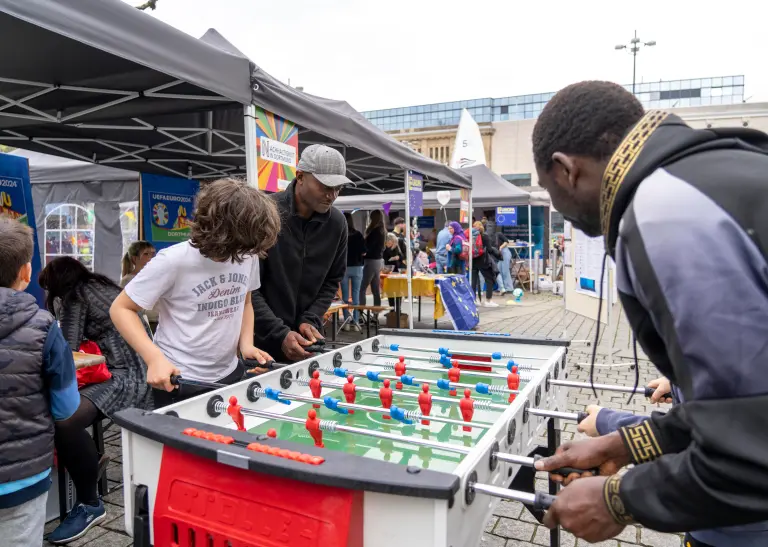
(615, 30, 656, 95)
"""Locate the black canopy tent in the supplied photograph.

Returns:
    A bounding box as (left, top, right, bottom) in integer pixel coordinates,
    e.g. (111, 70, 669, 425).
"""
(0, 0, 471, 327)
(0, 0, 471, 193)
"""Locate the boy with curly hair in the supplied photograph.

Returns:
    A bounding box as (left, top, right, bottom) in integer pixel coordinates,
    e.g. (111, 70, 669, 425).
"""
(111, 178, 281, 407)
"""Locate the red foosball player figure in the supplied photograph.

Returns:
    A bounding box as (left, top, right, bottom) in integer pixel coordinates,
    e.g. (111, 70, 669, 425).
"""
(379, 379, 393, 419)
(507, 365, 520, 403)
(459, 389, 474, 432)
(306, 409, 324, 448)
(448, 361, 461, 396)
(342, 375, 357, 414)
(394, 356, 406, 389)
(418, 383, 433, 426)
(309, 370, 322, 409)
(227, 395, 245, 431)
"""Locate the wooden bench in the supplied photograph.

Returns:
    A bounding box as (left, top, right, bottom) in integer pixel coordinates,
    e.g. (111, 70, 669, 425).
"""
(346, 305, 392, 337)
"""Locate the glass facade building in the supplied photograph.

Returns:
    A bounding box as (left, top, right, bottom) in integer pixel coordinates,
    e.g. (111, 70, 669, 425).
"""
(362, 76, 745, 132)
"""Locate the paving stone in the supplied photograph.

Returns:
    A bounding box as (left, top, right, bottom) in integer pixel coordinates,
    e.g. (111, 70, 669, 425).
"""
(613, 526, 639, 543)
(533, 526, 577, 547)
(494, 518, 536, 542)
(504, 540, 540, 547)
(578, 539, 618, 547)
(81, 530, 133, 546)
(479, 534, 507, 547)
(103, 489, 126, 507)
(639, 529, 682, 547)
(493, 500, 524, 519)
(485, 516, 499, 533)
(103, 514, 127, 534)
(57, 525, 108, 547)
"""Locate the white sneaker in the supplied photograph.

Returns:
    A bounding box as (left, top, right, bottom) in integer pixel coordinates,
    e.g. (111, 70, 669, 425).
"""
(485, 301, 499, 308)
(352, 323, 361, 332)
(342, 324, 351, 332)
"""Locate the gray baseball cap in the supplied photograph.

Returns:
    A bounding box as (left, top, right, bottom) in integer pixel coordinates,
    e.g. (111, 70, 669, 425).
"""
(297, 144, 353, 187)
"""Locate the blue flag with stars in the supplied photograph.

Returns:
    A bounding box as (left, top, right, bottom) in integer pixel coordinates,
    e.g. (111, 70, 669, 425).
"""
(437, 276, 479, 331)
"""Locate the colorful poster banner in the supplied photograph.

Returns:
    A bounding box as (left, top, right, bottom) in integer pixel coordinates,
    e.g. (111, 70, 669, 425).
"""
(256, 106, 299, 193)
(0, 153, 44, 307)
(459, 189, 470, 223)
(140, 173, 200, 252)
(495, 206, 517, 226)
(407, 171, 423, 217)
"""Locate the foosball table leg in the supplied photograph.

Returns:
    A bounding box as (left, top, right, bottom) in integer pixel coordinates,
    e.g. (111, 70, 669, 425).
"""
(133, 484, 150, 547)
(547, 418, 562, 547)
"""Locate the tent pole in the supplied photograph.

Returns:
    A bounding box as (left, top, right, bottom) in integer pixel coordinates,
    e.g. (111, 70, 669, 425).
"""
(243, 104, 258, 189)
(527, 203, 532, 291)
(468, 188, 473, 299)
(404, 170, 414, 329)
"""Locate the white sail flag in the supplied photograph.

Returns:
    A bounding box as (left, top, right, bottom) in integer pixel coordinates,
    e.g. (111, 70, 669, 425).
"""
(450, 109, 487, 169)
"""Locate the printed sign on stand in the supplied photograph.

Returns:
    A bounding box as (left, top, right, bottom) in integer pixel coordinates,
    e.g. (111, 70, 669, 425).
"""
(0, 153, 44, 306)
(140, 173, 200, 252)
(459, 189, 470, 223)
(495, 206, 517, 226)
(256, 107, 299, 193)
(407, 171, 423, 216)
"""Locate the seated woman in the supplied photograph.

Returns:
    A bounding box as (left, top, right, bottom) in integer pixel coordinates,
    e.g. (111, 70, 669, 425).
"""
(39, 257, 152, 545)
(383, 232, 405, 311)
(120, 240, 158, 333)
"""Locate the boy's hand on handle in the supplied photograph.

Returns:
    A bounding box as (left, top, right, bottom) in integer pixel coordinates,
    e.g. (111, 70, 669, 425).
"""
(534, 433, 630, 485)
(647, 377, 673, 404)
(576, 405, 603, 438)
(282, 331, 312, 361)
(299, 323, 324, 344)
(147, 355, 180, 392)
(241, 345, 274, 374)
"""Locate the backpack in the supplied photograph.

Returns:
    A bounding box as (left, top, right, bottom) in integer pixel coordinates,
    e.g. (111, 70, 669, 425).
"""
(472, 233, 484, 258)
(459, 240, 470, 261)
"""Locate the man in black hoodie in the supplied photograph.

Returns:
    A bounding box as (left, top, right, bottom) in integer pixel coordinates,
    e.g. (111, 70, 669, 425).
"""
(530, 81, 768, 544)
(251, 144, 349, 362)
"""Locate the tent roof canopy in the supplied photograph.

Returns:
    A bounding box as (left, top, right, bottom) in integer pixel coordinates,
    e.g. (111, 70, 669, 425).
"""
(0, 0, 470, 192)
(336, 164, 549, 210)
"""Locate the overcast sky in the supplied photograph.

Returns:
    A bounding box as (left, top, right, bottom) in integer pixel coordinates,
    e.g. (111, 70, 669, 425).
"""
(129, 0, 768, 111)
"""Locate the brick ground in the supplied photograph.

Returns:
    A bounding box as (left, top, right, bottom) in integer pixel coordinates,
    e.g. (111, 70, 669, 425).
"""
(44, 293, 683, 546)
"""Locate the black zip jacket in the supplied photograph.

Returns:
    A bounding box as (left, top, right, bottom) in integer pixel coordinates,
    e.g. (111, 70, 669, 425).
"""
(251, 181, 347, 360)
(364, 229, 385, 260)
(599, 111, 768, 532)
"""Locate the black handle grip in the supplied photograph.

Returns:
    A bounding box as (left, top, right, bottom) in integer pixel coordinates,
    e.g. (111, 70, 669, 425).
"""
(643, 386, 672, 401)
(533, 491, 556, 511)
(533, 455, 599, 478)
(576, 411, 588, 423)
(305, 344, 327, 354)
(242, 359, 276, 370)
(170, 375, 226, 391)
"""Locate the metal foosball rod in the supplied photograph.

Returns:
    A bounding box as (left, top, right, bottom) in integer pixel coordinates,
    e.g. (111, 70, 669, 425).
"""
(249, 385, 494, 429)
(310, 378, 510, 412)
(361, 352, 545, 369)
(527, 407, 588, 423)
(319, 365, 519, 398)
(385, 343, 523, 360)
(468, 483, 555, 511)
(340, 359, 519, 382)
(547, 379, 672, 400)
(217, 399, 597, 477)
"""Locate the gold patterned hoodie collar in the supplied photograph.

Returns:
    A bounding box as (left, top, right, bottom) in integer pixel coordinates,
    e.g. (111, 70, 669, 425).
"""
(600, 110, 669, 245)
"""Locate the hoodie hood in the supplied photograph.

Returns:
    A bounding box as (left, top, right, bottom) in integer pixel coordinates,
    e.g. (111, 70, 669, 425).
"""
(601, 111, 768, 257)
(0, 288, 41, 339)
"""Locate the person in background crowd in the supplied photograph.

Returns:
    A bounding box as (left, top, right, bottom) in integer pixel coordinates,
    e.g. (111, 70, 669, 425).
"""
(120, 240, 158, 333)
(469, 221, 499, 307)
(111, 178, 279, 407)
(494, 231, 516, 295)
(341, 212, 365, 332)
(434, 222, 451, 274)
(360, 210, 386, 314)
(383, 232, 404, 310)
(426, 228, 437, 256)
(40, 257, 153, 544)
(251, 145, 349, 362)
(446, 221, 467, 274)
(392, 216, 409, 265)
(0, 219, 80, 547)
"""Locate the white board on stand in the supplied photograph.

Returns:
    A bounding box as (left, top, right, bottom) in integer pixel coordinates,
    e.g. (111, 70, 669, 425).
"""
(564, 226, 617, 324)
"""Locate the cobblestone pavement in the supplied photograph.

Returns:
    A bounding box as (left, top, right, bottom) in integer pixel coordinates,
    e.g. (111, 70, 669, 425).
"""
(44, 293, 684, 546)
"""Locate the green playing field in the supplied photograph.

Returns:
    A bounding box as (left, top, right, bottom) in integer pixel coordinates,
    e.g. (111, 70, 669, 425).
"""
(247, 366, 527, 473)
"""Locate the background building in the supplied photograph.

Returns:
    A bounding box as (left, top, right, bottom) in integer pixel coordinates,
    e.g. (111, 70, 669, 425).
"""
(362, 75, 766, 196)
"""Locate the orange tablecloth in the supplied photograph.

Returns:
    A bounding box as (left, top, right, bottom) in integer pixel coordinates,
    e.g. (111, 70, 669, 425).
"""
(380, 274, 447, 319)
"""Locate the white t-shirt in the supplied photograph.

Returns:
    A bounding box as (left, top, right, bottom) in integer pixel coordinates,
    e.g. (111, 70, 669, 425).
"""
(125, 241, 260, 381)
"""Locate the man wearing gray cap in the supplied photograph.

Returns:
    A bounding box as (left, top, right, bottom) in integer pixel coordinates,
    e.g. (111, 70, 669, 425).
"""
(251, 144, 350, 362)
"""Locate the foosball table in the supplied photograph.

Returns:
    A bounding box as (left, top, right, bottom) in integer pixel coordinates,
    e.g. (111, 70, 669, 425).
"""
(116, 330, 594, 547)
